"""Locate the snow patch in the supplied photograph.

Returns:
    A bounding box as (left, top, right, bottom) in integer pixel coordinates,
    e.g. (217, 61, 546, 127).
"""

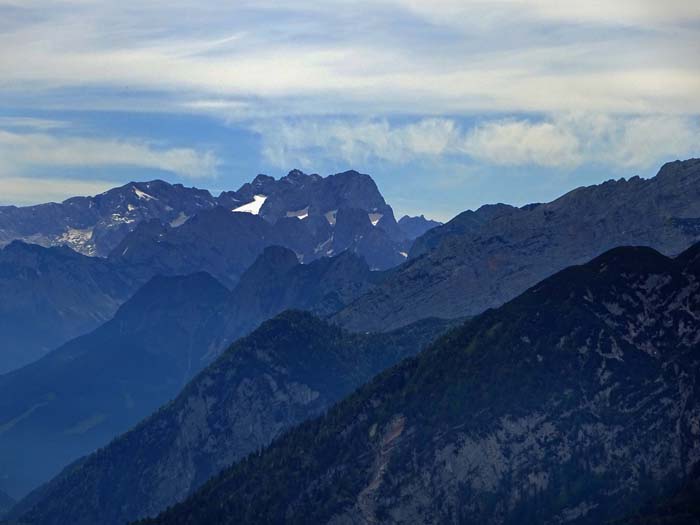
(315, 236, 334, 256)
(369, 213, 383, 226)
(286, 207, 309, 220)
(60, 227, 95, 255)
(133, 187, 156, 201)
(233, 195, 267, 215)
(325, 210, 338, 226)
(110, 213, 136, 225)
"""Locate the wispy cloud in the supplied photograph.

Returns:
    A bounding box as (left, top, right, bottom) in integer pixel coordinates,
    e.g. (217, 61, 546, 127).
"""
(255, 118, 460, 167)
(0, 117, 70, 130)
(0, 129, 219, 178)
(256, 114, 700, 170)
(0, 1, 698, 116)
(462, 120, 582, 168)
(0, 0, 698, 203)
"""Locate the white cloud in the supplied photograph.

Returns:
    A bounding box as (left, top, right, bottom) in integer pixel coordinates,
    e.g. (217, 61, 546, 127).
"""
(256, 118, 460, 168)
(0, 176, 121, 205)
(462, 120, 582, 168)
(256, 114, 700, 170)
(0, 1, 698, 116)
(590, 114, 699, 168)
(0, 130, 219, 178)
(0, 0, 697, 188)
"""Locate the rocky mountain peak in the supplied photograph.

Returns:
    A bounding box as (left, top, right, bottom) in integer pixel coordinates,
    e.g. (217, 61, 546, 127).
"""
(0, 169, 421, 269)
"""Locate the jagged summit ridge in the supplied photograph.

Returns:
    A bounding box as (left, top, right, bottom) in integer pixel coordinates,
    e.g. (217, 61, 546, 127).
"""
(0, 169, 426, 259)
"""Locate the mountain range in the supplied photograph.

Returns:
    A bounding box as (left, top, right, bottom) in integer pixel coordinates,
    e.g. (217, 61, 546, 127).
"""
(9, 312, 454, 525)
(9, 160, 700, 376)
(3, 159, 700, 524)
(335, 158, 700, 331)
(136, 242, 700, 525)
(0, 169, 435, 375)
(0, 243, 386, 499)
(0, 170, 430, 271)
(0, 180, 218, 257)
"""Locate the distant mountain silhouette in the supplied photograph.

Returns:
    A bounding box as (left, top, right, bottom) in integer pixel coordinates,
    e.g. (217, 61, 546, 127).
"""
(0, 241, 146, 373)
(0, 272, 233, 499)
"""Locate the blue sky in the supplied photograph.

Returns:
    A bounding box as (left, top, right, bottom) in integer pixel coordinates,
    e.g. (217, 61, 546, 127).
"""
(0, 1, 699, 221)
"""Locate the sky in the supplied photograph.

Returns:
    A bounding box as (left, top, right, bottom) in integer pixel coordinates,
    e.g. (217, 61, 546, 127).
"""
(0, 1, 699, 221)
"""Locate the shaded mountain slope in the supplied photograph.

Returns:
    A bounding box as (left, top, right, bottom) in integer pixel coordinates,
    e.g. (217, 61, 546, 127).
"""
(0, 491, 13, 520)
(109, 207, 283, 287)
(110, 205, 405, 287)
(335, 158, 700, 331)
(0, 273, 234, 498)
(618, 465, 700, 524)
(0, 241, 145, 373)
(143, 243, 700, 525)
(0, 246, 382, 500)
(225, 246, 381, 336)
(10, 312, 454, 525)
